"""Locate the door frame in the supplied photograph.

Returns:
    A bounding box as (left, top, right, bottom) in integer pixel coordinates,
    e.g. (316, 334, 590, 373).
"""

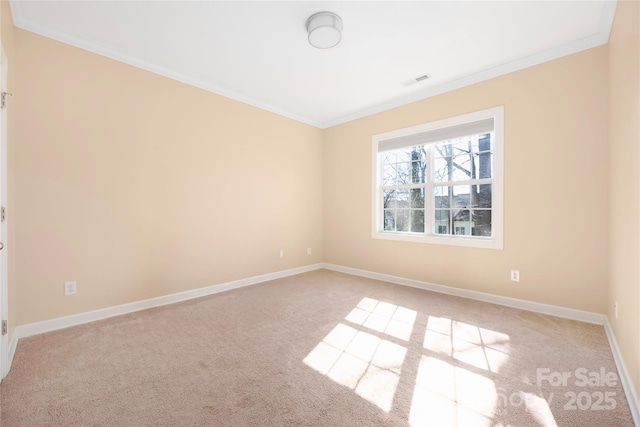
(1, 43, 9, 380)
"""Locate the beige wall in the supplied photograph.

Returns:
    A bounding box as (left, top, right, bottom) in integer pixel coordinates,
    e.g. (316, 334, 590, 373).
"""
(323, 46, 609, 313)
(608, 0, 640, 399)
(1, 0, 17, 342)
(13, 29, 323, 325)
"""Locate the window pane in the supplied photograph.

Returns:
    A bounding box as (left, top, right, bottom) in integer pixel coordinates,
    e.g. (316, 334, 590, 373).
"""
(411, 160, 426, 183)
(383, 190, 396, 209)
(396, 189, 410, 207)
(396, 162, 412, 185)
(477, 133, 492, 152)
(383, 149, 423, 186)
(435, 209, 450, 234)
(410, 146, 426, 184)
(411, 210, 424, 233)
(453, 134, 493, 154)
(467, 134, 493, 179)
(382, 152, 394, 169)
(434, 137, 493, 182)
(451, 140, 473, 181)
(411, 188, 425, 208)
(434, 186, 450, 208)
(452, 186, 470, 208)
(471, 184, 492, 208)
(472, 210, 492, 236)
(469, 184, 491, 208)
(382, 167, 395, 187)
(384, 210, 395, 231)
(382, 152, 397, 168)
(434, 142, 453, 158)
(433, 156, 451, 182)
(452, 209, 470, 235)
(384, 189, 410, 209)
(396, 210, 410, 232)
(464, 151, 492, 180)
(451, 139, 472, 156)
(477, 151, 493, 179)
(470, 152, 479, 179)
(464, 134, 492, 154)
(382, 153, 397, 186)
(411, 146, 426, 160)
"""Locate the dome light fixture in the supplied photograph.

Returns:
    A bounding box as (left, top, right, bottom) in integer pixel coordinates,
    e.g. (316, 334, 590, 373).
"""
(306, 11, 343, 49)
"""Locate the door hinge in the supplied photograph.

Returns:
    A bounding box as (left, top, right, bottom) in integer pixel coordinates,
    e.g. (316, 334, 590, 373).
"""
(1, 92, 12, 109)
(1, 207, 5, 222)
(1, 320, 6, 335)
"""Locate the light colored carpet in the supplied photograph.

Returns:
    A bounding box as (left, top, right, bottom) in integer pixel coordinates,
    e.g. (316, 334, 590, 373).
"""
(0, 269, 634, 426)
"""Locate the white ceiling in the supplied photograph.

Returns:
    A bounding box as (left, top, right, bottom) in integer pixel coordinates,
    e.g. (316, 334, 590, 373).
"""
(10, 1, 617, 128)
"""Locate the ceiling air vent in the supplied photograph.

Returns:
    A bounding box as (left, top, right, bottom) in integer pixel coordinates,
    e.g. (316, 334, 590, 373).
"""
(401, 74, 430, 87)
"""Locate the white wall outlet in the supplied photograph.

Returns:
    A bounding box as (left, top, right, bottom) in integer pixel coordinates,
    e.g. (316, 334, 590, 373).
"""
(279, 249, 284, 258)
(64, 281, 77, 296)
(614, 301, 618, 319)
(307, 247, 312, 256)
(510, 270, 520, 282)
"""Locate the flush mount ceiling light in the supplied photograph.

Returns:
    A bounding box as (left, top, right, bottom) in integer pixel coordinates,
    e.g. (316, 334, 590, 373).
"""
(306, 11, 343, 49)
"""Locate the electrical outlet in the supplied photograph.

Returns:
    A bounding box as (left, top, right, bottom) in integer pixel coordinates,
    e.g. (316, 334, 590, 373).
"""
(614, 301, 618, 319)
(64, 281, 76, 296)
(510, 270, 520, 282)
(307, 247, 312, 256)
(279, 249, 284, 258)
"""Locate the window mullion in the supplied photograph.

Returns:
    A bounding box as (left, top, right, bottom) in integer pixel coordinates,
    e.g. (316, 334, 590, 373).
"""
(434, 178, 492, 187)
(425, 145, 434, 236)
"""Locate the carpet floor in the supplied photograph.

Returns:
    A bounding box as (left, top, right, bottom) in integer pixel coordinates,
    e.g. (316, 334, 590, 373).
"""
(0, 269, 635, 426)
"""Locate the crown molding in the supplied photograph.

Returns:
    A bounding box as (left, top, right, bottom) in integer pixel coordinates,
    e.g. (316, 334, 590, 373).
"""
(9, 1, 618, 130)
(8, 1, 322, 128)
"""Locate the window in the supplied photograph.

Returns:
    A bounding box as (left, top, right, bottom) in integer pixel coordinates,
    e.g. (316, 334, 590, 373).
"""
(372, 106, 503, 249)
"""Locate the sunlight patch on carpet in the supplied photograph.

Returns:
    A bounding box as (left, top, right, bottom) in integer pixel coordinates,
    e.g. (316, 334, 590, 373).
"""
(303, 297, 415, 412)
(303, 298, 515, 418)
(345, 297, 417, 341)
(304, 322, 406, 412)
(409, 356, 498, 426)
(424, 316, 511, 373)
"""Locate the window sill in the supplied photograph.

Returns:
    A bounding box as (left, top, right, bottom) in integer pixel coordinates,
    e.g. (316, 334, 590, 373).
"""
(372, 230, 503, 250)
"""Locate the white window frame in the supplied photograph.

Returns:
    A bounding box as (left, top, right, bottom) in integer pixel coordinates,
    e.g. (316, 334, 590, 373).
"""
(371, 106, 504, 250)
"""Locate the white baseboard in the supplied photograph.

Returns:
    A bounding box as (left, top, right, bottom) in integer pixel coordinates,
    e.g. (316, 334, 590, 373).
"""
(12, 263, 323, 341)
(604, 318, 640, 426)
(322, 263, 606, 325)
(7, 333, 17, 371)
